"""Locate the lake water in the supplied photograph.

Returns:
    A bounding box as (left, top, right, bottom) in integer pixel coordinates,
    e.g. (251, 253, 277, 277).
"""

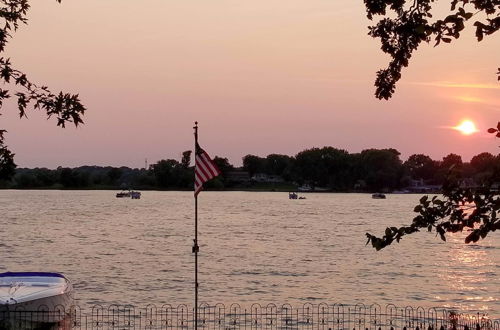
(0, 190, 498, 318)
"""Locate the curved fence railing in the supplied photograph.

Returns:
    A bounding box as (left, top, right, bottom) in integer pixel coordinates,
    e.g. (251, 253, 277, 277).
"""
(0, 303, 498, 330)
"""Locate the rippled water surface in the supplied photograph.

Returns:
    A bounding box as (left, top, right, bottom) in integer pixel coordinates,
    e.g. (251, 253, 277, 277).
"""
(0, 191, 498, 317)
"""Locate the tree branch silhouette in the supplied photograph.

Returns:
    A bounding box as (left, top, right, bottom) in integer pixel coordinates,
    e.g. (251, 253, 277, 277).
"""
(365, 0, 499, 99)
(0, 0, 85, 180)
(366, 124, 500, 249)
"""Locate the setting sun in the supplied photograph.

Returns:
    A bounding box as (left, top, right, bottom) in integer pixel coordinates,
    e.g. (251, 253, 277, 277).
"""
(453, 120, 479, 135)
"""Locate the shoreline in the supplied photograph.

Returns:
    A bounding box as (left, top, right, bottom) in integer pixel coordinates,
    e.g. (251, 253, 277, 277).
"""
(0, 187, 434, 194)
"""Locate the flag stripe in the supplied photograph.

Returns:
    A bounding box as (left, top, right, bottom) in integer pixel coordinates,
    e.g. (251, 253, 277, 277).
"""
(194, 184, 202, 195)
(201, 153, 218, 176)
(194, 148, 220, 196)
(196, 157, 210, 178)
(198, 152, 219, 178)
(197, 157, 211, 179)
(198, 156, 211, 179)
(196, 158, 209, 182)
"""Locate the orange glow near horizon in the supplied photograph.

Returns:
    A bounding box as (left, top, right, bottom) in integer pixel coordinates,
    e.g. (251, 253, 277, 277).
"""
(1, 1, 499, 168)
(453, 120, 479, 135)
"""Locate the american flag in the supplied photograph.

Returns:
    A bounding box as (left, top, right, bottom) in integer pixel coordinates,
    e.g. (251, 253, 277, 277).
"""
(194, 145, 221, 196)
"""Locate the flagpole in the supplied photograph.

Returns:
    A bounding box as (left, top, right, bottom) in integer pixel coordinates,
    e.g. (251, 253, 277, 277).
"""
(193, 121, 199, 330)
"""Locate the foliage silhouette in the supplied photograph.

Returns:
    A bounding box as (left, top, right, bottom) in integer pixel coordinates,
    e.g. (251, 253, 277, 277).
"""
(365, 0, 500, 99)
(0, 0, 85, 180)
(5, 146, 498, 195)
(365, 0, 499, 247)
(404, 154, 438, 181)
(366, 124, 500, 249)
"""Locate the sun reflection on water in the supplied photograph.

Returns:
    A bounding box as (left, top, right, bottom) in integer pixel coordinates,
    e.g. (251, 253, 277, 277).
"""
(439, 234, 497, 314)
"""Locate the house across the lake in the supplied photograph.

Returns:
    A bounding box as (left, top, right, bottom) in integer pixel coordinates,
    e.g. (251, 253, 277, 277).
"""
(251, 173, 285, 183)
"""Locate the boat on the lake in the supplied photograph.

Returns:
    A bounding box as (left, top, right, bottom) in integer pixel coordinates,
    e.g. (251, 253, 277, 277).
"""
(0, 272, 74, 323)
(116, 191, 131, 198)
(372, 193, 386, 199)
(116, 190, 141, 199)
(289, 192, 306, 200)
(116, 191, 130, 198)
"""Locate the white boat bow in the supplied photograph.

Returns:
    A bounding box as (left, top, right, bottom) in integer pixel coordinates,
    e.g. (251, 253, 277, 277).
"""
(0, 272, 74, 323)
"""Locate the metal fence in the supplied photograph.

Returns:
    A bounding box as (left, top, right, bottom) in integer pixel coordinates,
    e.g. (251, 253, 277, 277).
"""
(1, 303, 499, 330)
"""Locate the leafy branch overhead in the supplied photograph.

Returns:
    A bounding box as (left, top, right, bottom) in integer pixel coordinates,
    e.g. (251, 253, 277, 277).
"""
(487, 121, 500, 137)
(366, 123, 500, 250)
(0, 0, 85, 180)
(0, 129, 15, 179)
(364, 0, 500, 99)
(366, 182, 500, 250)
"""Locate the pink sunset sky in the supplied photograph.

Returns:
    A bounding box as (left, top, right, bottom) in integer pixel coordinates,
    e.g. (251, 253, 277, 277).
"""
(2, 0, 499, 168)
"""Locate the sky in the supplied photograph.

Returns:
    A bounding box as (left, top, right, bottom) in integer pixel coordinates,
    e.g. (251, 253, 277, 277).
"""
(1, 0, 499, 168)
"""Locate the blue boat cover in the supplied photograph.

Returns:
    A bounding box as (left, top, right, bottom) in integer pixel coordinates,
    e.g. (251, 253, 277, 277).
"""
(0, 272, 65, 278)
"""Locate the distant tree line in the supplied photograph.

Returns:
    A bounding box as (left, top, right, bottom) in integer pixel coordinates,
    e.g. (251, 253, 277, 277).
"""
(0, 147, 498, 192)
(241, 148, 499, 191)
(366, 125, 500, 249)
